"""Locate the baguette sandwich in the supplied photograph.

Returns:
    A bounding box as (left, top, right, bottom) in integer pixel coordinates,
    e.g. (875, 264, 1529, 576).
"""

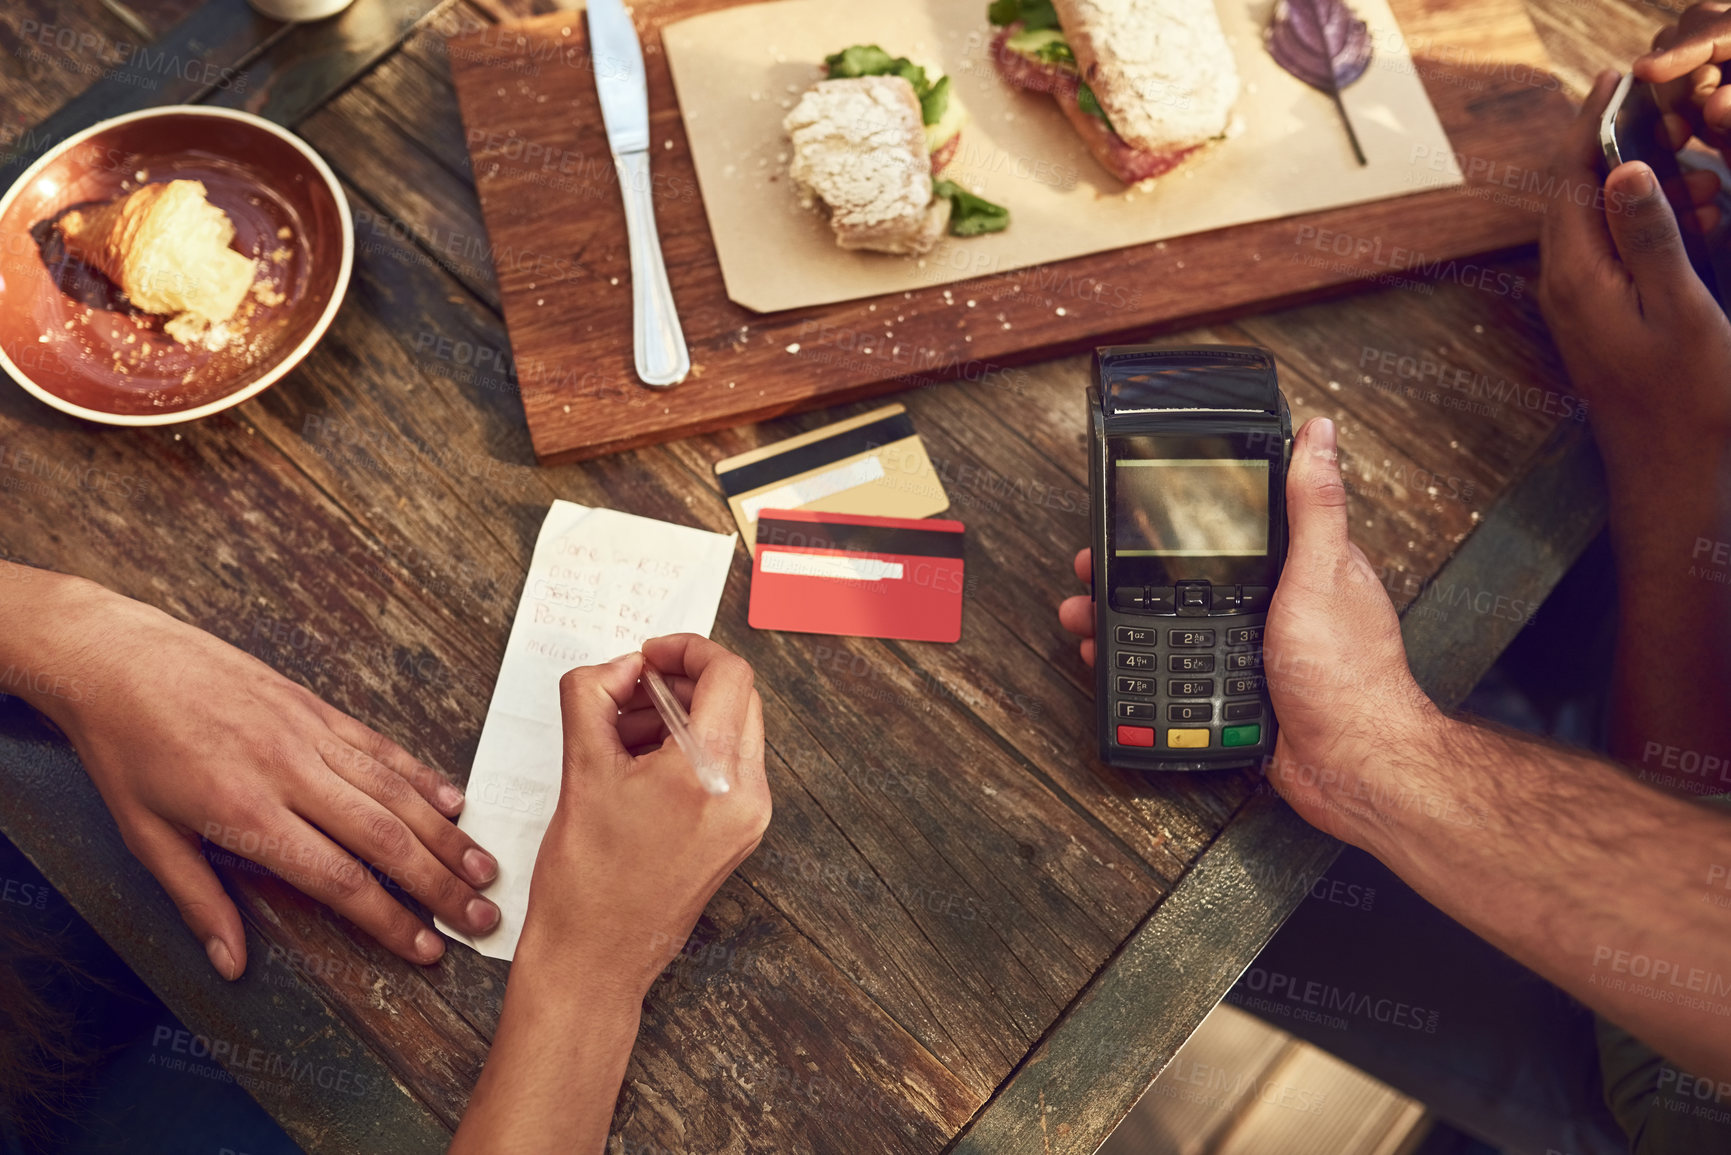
(988, 0, 1239, 185)
(784, 45, 1009, 255)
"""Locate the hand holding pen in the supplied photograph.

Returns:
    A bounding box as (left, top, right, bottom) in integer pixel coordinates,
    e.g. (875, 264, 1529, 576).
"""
(515, 635, 770, 1001)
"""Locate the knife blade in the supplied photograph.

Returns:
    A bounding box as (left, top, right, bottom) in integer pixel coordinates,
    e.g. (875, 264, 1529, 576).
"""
(587, 0, 690, 388)
(588, 0, 648, 155)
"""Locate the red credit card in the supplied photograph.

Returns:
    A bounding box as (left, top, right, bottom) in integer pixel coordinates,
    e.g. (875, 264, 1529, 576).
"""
(748, 509, 965, 642)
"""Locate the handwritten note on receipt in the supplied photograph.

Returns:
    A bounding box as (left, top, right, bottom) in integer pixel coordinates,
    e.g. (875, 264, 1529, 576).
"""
(437, 501, 736, 960)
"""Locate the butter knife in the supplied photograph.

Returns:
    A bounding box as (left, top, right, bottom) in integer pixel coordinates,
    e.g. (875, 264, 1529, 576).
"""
(588, 0, 690, 388)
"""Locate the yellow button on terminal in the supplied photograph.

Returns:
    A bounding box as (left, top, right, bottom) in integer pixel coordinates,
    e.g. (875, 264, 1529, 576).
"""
(1167, 728, 1211, 749)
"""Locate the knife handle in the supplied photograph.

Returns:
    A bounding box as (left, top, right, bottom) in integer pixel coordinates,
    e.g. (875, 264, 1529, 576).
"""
(613, 150, 690, 388)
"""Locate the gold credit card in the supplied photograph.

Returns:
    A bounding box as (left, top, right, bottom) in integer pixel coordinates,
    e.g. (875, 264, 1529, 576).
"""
(714, 404, 949, 553)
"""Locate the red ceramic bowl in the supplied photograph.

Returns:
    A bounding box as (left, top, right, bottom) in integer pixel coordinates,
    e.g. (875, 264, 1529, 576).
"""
(0, 106, 352, 425)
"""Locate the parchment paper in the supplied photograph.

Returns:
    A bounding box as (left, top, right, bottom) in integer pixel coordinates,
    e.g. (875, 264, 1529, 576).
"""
(437, 501, 736, 961)
(662, 0, 1463, 312)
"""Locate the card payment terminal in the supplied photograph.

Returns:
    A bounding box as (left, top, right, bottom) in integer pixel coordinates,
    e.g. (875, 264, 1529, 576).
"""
(1089, 345, 1291, 772)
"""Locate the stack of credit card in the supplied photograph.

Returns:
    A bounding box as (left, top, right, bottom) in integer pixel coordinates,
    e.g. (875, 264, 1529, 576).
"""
(714, 404, 966, 643)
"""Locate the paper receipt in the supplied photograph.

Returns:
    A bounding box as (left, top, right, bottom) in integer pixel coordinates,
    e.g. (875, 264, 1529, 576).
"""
(436, 500, 737, 960)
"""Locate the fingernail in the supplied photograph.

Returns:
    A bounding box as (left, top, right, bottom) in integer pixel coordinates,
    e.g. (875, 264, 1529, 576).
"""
(437, 783, 464, 813)
(205, 936, 238, 981)
(1623, 163, 1656, 198)
(463, 847, 497, 885)
(1310, 417, 1337, 455)
(415, 928, 444, 963)
(466, 897, 500, 933)
(607, 651, 638, 664)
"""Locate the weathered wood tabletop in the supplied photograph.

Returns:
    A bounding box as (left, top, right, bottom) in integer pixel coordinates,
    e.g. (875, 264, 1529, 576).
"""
(0, 0, 1661, 1152)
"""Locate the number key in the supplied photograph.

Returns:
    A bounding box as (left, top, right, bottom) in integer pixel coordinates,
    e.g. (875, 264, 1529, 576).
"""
(1169, 678, 1213, 698)
(1225, 675, 1264, 696)
(1117, 676, 1156, 696)
(1227, 626, 1264, 645)
(1170, 654, 1215, 673)
(1168, 702, 1213, 723)
(1168, 629, 1216, 648)
(1116, 651, 1157, 671)
(1226, 650, 1263, 672)
(1115, 625, 1158, 646)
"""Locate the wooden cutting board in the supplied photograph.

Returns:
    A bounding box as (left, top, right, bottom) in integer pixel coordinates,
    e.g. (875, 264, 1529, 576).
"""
(448, 0, 1568, 466)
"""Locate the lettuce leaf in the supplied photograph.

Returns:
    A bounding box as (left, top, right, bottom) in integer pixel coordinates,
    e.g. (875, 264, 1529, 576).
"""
(933, 179, 1011, 236)
(988, 0, 1060, 30)
(825, 45, 925, 88)
(824, 44, 949, 126)
(1077, 82, 1113, 131)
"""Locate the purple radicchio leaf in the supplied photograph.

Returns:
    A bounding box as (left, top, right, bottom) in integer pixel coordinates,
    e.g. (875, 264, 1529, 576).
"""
(1267, 0, 1373, 92)
(1266, 0, 1373, 163)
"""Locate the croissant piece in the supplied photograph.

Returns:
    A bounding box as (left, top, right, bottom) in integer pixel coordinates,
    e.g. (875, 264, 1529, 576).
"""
(60, 180, 256, 349)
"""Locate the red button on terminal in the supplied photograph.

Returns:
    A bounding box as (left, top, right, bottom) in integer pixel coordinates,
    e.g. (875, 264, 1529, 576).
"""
(1116, 724, 1155, 747)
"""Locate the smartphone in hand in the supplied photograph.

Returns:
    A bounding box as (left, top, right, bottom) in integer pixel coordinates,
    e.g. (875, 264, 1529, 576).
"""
(1600, 72, 1728, 314)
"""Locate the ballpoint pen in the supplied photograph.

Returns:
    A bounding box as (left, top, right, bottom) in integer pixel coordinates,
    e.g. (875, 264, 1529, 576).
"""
(641, 663, 729, 795)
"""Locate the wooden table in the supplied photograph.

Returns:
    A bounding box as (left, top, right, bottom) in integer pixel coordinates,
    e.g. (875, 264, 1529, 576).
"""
(0, 0, 1662, 1151)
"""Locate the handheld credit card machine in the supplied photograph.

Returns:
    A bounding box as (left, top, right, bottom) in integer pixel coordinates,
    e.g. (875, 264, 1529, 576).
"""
(1089, 345, 1291, 772)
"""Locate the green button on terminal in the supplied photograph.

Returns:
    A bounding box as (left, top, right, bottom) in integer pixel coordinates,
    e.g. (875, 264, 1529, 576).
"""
(1221, 724, 1262, 748)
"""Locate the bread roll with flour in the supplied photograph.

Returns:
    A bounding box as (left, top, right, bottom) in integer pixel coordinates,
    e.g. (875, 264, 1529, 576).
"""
(784, 76, 951, 255)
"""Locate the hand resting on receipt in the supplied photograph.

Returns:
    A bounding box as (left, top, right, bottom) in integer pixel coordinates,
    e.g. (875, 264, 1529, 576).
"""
(451, 634, 771, 1155)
